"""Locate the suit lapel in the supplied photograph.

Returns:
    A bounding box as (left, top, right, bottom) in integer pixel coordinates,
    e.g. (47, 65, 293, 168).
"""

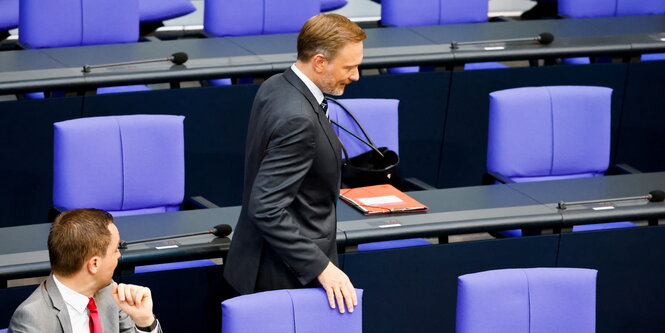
(283, 68, 342, 167)
(44, 276, 74, 333)
(96, 285, 119, 333)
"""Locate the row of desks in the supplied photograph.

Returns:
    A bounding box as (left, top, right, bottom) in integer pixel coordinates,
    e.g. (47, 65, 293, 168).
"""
(1, 171, 664, 282)
(1, 15, 664, 94)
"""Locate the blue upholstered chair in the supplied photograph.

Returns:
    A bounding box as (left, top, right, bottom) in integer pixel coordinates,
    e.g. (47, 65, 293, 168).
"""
(381, 0, 507, 72)
(558, 0, 665, 63)
(0, 0, 19, 39)
(222, 288, 363, 333)
(19, 0, 150, 96)
(204, 0, 319, 86)
(328, 99, 433, 251)
(456, 267, 597, 333)
(0, 328, 7, 333)
(53, 115, 217, 272)
(139, 0, 196, 24)
(486, 86, 636, 236)
(321, 0, 348, 11)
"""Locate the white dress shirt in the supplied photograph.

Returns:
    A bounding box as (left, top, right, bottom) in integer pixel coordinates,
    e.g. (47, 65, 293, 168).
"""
(52, 276, 157, 333)
(291, 63, 325, 106)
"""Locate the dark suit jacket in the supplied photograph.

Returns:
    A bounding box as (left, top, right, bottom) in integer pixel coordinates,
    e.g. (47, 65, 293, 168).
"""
(8, 275, 162, 333)
(223, 67, 343, 295)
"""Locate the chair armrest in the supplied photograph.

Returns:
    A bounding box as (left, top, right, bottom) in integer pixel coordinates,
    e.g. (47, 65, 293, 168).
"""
(401, 177, 437, 191)
(482, 171, 515, 184)
(183, 196, 220, 210)
(608, 163, 642, 175)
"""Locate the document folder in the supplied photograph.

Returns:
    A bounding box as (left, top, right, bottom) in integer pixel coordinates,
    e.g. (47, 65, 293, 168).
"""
(340, 184, 429, 215)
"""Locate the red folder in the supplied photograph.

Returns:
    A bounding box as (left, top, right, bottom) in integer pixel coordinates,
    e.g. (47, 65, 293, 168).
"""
(339, 184, 429, 215)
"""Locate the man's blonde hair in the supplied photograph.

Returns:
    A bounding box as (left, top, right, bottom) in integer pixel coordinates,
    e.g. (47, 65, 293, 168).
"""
(297, 13, 366, 62)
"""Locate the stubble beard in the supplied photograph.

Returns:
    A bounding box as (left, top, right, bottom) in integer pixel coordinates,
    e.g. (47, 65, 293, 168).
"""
(320, 72, 345, 96)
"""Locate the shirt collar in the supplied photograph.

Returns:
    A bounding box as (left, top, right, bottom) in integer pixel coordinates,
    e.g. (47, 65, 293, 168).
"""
(291, 63, 324, 105)
(52, 275, 91, 315)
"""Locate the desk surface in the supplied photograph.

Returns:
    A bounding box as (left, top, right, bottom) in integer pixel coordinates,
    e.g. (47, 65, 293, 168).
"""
(2, 172, 664, 280)
(1, 15, 664, 94)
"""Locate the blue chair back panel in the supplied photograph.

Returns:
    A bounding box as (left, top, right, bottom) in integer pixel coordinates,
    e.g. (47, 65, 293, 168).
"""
(616, 0, 665, 16)
(558, 0, 616, 18)
(0, 0, 19, 30)
(559, 0, 665, 18)
(19, 0, 138, 48)
(328, 99, 399, 158)
(487, 86, 611, 179)
(456, 268, 597, 333)
(139, 0, 196, 23)
(204, 0, 319, 37)
(222, 288, 363, 333)
(321, 0, 347, 11)
(382, 0, 487, 27)
(53, 115, 185, 213)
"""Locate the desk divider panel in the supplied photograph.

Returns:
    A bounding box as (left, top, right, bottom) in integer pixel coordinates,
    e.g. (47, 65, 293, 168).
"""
(341, 71, 451, 186)
(438, 63, 630, 189)
(616, 60, 665, 173)
(0, 97, 82, 227)
(557, 225, 665, 333)
(81, 84, 259, 208)
(341, 235, 560, 333)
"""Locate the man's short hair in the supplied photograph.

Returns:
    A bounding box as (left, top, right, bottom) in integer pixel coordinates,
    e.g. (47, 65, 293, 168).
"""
(297, 13, 366, 62)
(48, 209, 114, 277)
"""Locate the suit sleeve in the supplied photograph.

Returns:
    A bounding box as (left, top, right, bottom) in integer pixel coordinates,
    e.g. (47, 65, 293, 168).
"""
(118, 310, 162, 333)
(7, 307, 42, 333)
(247, 108, 331, 285)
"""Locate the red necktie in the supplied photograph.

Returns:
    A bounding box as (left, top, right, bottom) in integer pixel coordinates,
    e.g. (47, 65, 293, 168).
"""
(87, 297, 102, 333)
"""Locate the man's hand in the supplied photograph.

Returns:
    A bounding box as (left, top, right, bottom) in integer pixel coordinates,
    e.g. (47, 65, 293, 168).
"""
(111, 282, 155, 328)
(317, 261, 357, 314)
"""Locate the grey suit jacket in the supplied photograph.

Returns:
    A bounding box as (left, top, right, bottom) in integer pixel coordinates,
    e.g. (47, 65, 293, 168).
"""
(8, 275, 162, 333)
(224, 67, 343, 294)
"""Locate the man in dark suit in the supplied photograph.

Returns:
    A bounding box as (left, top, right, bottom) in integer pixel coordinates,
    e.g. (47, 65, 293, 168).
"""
(9, 209, 161, 333)
(223, 13, 366, 314)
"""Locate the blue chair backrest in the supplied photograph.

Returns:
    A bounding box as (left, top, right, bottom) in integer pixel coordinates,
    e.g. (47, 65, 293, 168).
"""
(53, 115, 185, 217)
(321, 0, 348, 11)
(0, 0, 19, 31)
(139, 0, 196, 24)
(456, 267, 597, 333)
(381, 0, 488, 27)
(559, 0, 665, 18)
(204, 0, 319, 37)
(487, 86, 612, 183)
(222, 288, 363, 333)
(19, 0, 138, 48)
(327, 98, 399, 158)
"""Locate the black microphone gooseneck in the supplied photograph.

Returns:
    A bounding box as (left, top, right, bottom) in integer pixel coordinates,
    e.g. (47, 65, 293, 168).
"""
(326, 97, 385, 158)
(82, 52, 189, 73)
(450, 32, 555, 49)
(119, 224, 232, 249)
(557, 190, 665, 210)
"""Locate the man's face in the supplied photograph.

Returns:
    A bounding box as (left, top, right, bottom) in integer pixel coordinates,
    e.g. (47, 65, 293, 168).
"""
(318, 41, 363, 96)
(95, 223, 121, 286)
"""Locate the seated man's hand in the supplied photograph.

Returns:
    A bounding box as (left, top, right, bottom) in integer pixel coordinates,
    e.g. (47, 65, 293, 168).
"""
(111, 282, 155, 327)
(317, 261, 358, 314)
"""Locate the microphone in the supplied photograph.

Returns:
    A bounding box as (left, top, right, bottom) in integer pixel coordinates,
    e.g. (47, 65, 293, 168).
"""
(450, 32, 554, 49)
(557, 190, 665, 210)
(82, 52, 189, 73)
(119, 223, 232, 249)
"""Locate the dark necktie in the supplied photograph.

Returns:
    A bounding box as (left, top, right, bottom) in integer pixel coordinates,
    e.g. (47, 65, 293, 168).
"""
(320, 99, 329, 118)
(87, 297, 102, 333)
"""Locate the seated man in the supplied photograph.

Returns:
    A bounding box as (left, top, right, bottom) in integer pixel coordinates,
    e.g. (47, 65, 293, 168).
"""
(9, 209, 162, 333)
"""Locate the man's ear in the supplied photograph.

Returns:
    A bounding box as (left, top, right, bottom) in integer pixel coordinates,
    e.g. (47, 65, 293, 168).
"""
(87, 256, 100, 274)
(311, 54, 327, 73)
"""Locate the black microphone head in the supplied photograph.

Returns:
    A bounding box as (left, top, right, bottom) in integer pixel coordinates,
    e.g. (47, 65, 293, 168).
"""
(171, 52, 188, 65)
(212, 224, 233, 237)
(649, 190, 665, 202)
(538, 32, 554, 45)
